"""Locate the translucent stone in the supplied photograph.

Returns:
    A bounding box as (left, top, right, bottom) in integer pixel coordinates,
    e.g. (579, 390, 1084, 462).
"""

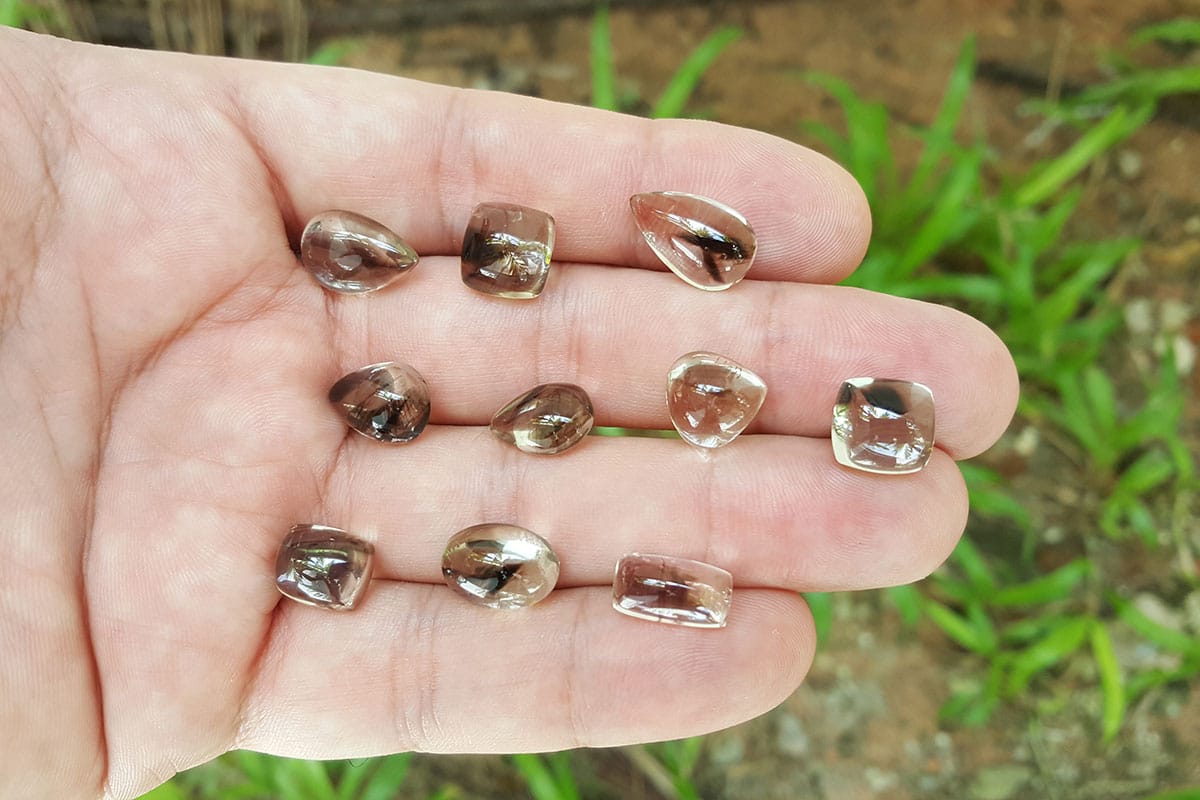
(832, 378, 936, 474)
(612, 553, 733, 628)
(275, 524, 374, 611)
(490, 383, 594, 455)
(461, 203, 555, 299)
(300, 210, 418, 293)
(630, 191, 756, 291)
(328, 361, 431, 443)
(441, 523, 560, 609)
(666, 351, 767, 449)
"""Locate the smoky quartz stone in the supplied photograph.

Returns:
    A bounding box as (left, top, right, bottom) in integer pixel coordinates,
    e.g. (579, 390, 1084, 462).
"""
(666, 351, 767, 449)
(275, 524, 375, 611)
(300, 210, 419, 293)
(612, 553, 733, 628)
(490, 383, 595, 455)
(832, 378, 936, 474)
(441, 523, 560, 609)
(630, 192, 756, 291)
(461, 203, 555, 299)
(329, 361, 431, 443)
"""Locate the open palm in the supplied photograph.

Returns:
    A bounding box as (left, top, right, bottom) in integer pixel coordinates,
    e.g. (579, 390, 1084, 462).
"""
(0, 27, 1017, 800)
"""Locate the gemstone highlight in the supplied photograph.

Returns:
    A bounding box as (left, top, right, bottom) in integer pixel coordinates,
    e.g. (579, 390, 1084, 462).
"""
(832, 378, 935, 474)
(329, 362, 431, 443)
(630, 192, 756, 291)
(461, 203, 555, 299)
(300, 210, 418, 293)
(612, 553, 732, 628)
(275, 524, 374, 611)
(666, 351, 767, 449)
(490, 383, 594, 455)
(441, 523, 560, 609)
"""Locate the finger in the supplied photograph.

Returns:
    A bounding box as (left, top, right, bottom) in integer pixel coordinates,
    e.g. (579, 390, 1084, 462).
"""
(313, 428, 967, 592)
(327, 261, 1017, 460)
(237, 584, 814, 755)
(223, 59, 870, 283)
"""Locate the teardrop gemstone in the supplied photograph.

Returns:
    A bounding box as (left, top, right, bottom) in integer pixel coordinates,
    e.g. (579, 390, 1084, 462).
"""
(300, 210, 419, 293)
(490, 383, 594, 455)
(666, 351, 767, 449)
(328, 362, 431, 443)
(441, 523, 560, 609)
(630, 192, 756, 291)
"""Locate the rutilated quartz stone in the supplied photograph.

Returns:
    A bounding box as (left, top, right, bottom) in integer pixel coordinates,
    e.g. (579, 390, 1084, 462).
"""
(275, 524, 375, 611)
(328, 362, 431, 443)
(630, 191, 756, 291)
(612, 553, 733, 628)
(666, 351, 767, 449)
(832, 378, 935, 474)
(461, 203, 555, 299)
(490, 383, 594, 455)
(441, 523, 560, 609)
(300, 210, 419, 293)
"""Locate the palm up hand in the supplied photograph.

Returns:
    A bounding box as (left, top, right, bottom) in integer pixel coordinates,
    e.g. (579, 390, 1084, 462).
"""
(0, 27, 1017, 800)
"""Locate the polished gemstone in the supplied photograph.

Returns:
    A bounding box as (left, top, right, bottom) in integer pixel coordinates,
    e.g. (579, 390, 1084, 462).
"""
(612, 553, 732, 628)
(490, 383, 594, 455)
(300, 210, 418, 293)
(630, 191, 756, 291)
(328, 361, 431, 443)
(461, 203, 555, 299)
(832, 378, 935, 474)
(275, 524, 374, 611)
(441, 523, 560, 609)
(666, 351, 767, 449)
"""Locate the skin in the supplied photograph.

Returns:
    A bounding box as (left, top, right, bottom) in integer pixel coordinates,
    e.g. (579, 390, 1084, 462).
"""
(0, 27, 1018, 800)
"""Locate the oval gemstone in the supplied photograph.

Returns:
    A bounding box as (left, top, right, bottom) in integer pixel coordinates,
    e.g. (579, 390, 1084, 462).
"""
(328, 362, 431, 443)
(490, 383, 594, 455)
(275, 524, 375, 611)
(301, 210, 419, 293)
(630, 192, 756, 291)
(441, 523, 560, 609)
(666, 351, 767, 449)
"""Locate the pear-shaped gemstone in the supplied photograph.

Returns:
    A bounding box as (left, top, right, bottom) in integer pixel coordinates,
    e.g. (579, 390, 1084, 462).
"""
(328, 362, 431, 443)
(300, 211, 418, 293)
(630, 192, 756, 291)
(490, 383, 594, 455)
(442, 524, 560, 609)
(666, 351, 766, 449)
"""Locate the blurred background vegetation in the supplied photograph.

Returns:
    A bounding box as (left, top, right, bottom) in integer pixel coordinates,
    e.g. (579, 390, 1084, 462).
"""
(5, 1, 1197, 798)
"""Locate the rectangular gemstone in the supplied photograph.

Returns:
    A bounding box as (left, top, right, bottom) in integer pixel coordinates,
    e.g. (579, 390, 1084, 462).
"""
(612, 553, 733, 629)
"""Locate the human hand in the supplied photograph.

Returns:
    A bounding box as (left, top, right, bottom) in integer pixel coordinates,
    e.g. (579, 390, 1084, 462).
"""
(0, 27, 1016, 799)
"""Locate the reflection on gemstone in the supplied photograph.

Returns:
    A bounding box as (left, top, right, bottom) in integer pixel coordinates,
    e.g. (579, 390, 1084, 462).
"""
(441, 523, 560, 609)
(666, 351, 767, 449)
(461, 203, 555, 299)
(491, 383, 594, 455)
(832, 378, 935, 474)
(300, 210, 419, 293)
(329, 362, 431, 443)
(630, 192, 756, 291)
(275, 524, 374, 611)
(612, 553, 732, 628)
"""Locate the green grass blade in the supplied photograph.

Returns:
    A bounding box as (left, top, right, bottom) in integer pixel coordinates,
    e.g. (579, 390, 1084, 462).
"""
(1006, 615, 1091, 694)
(1090, 620, 1125, 741)
(590, 5, 617, 111)
(805, 591, 833, 646)
(951, 536, 997, 596)
(652, 26, 742, 118)
(893, 150, 982, 277)
(887, 584, 923, 627)
(139, 783, 190, 800)
(909, 36, 976, 193)
(513, 754, 577, 800)
(1073, 65, 1200, 107)
(1082, 368, 1118, 435)
(1110, 594, 1200, 658)
(990, 559, 1091, 608)
(1111, 451, 1176, 499)
(1013, 103, 1154, 207)
(803, 72, 892, 201)
(306, 41, 359, 66)
(1138, 789, 1200, 800)
(925, 600, 996, 656)
(273, 759, 338, 800)
(357, 754, 413, 800)
(1129, 18, 1200, 47)
(0, 0, 24, 27)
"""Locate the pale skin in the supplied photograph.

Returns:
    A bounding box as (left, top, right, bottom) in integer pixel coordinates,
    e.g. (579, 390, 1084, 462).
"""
(0, 26, 1018, 800)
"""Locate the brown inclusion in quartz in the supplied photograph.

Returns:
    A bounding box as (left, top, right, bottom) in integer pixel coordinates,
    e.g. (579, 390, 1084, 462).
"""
(666, 351, 767, 449)
(329, 362, 431, 443)
(630, 192, 756, 291)
(300, 211, 418, 293)
(441, 523, 560, 609)
(275, 524, 375, 611)
(461, 203, 555, 299)
(490, 383, 594, 455)
(832, 378, 935, 474)
(612, 553, 732, 628)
